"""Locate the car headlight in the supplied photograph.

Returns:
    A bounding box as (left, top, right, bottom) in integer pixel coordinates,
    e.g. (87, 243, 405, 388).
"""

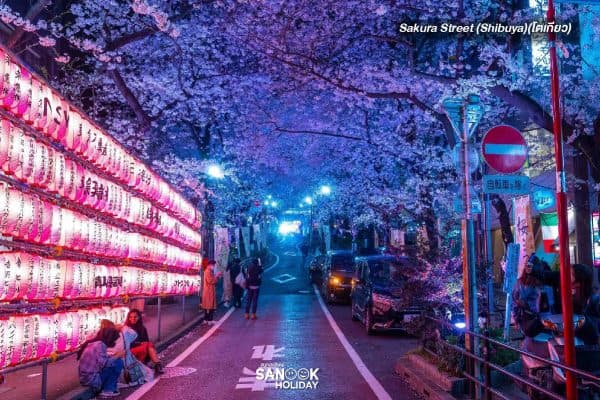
(329, 276, 341, 285)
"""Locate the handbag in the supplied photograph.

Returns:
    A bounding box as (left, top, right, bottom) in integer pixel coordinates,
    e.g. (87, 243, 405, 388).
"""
(123, 359, 145, 384)
(235, 271, 247, 289)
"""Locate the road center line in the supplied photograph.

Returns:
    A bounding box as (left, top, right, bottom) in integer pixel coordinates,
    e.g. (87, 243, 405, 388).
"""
(313, 284, 392, 400)
(125, 307, 236, 400)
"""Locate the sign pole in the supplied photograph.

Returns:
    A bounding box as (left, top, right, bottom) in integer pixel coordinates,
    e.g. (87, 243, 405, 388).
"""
(547, 1, 577, 398)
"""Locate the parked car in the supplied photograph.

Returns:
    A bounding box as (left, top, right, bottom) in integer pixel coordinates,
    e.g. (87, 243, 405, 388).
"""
(351, 254, 423, 335)
(309, 255, 326, 284)
(321, 250, 355, 303)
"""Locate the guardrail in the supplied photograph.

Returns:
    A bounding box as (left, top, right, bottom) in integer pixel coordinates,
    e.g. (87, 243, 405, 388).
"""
(423, 315, 600, 400)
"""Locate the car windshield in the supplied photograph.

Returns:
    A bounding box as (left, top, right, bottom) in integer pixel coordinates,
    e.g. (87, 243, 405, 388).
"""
(331, 255, 355, 272)
(368, 259, 407, 284)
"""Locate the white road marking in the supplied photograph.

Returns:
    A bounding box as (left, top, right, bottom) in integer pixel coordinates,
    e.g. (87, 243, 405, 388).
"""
(125, 307, 236, 400)
(272, 274, 296, 284)
(313, 284, 392, 400)
(263, 251, 280, 273)
(251, 345, 285, 360)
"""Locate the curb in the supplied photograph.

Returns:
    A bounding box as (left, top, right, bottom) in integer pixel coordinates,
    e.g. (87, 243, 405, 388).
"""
(395, 356, 456, 400)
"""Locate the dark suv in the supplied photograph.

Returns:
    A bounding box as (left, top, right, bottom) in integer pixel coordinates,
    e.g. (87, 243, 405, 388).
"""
(351, 255, 423, 334)
(320, 251, 355, 303)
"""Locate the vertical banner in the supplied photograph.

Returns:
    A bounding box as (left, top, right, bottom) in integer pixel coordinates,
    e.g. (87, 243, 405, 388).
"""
(253, 224, 261, 251)
(390, 229, 405, 249)
(214, 227, 230, 302)
(513, 195, 535, 278)
(503, 243, 520, 340)
(322, 225, 331, 253)
(241, 227, 250, 258)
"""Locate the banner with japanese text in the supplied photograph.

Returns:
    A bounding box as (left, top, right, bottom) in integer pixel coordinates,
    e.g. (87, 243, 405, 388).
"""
(513, 195, 535, 278)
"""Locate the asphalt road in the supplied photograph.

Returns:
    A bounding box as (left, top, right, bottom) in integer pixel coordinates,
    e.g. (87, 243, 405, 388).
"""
(123, 238, 422, 400)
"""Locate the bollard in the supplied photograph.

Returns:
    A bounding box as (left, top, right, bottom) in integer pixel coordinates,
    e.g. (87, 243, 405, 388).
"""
(41, 359, 48, 400)
(157, 296, 162, 342)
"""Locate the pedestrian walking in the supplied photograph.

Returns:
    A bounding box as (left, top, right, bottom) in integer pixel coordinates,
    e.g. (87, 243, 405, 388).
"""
(227, 257, 244, 308)
(202, 259, 222, 323)
(244, 257, 263, 320)
(77, 326, 124, 398)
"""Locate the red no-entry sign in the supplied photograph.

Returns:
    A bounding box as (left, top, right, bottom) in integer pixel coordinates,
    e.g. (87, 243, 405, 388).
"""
(481, 125, 527, 173)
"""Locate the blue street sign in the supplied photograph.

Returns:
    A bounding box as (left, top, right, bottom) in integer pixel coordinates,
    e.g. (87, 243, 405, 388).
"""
(483, 175, 530, 195)
(532, 189, 556, 211)
(454, 197, 482, 214)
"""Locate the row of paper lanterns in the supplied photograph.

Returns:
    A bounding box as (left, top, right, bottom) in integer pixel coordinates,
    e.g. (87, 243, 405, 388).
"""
(0, 182, 202, 270)
(0, 119, 201, 249)
(0, 306, 129, 369)
(0, 252, 201, 302)
(0, 47, 201, 229)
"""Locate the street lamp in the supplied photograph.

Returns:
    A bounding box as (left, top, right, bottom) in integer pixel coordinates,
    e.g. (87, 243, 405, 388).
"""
(320, 185, 331, 196)
(207, 164, 224, 179)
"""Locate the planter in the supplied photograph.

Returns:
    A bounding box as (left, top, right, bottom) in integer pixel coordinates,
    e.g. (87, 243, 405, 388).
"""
(407, 353, 467, 397)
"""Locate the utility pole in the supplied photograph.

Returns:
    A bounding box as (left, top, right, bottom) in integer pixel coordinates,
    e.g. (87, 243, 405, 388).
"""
(443, 95, 483, 398)
(547, 1, 577, 398)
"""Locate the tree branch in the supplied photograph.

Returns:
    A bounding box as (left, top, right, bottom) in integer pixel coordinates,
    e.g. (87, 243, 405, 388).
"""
(5, 0, 52, 49)
(108, 68, 152, 131)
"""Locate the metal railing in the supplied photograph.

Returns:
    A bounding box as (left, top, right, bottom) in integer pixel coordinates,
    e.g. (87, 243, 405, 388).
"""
(423, 315, 600, 400)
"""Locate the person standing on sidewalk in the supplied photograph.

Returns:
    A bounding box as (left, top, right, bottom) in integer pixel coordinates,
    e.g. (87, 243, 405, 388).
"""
(202, 259, 222, 323)
(245, 257, 263, 320)
(227, 257, 243, 308)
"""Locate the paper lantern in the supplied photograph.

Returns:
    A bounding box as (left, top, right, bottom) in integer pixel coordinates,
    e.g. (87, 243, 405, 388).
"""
(142, 270, 158, 295)
(63, 260, 95, 299)
(6, 316, 24, 366)
(1, 122, 21, 175)
(30, 139, 49, 187)
(18, 193, 39, 241)
(56, 312, 80, 353)
(49, 205, 64, 246)
(23, 77, 45, 125)
(49, 152, 66, 194)
(14, 133, 36, 182)
(94, 265, 122, 298)
(19, 315, 36, 363)
(122, 267, 143, 295)
(34, 314, 56, 358)
(12, 66, 32, 117)
(1, 59, 19, 109)
(20, 252, 40, 301)
(37, 201, 53, 244)
(77, 309, 96, 347)
(0, 317, 7, 368)
(63, 109, 82, 151)
(0, 253, 28, 301)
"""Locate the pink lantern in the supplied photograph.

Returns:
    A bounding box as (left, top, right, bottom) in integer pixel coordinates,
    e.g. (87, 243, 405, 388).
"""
(23, 77, 44, 125)
(49, 152, 66, 194)
(45, 92, 66, 141)
(49, 205, 64, 246)
(13, 66, 32, 117)
(0, 182, 10, 234)
(62, 109, 82, 152)
(6, 316, 24, 366)
(1, 60, 19, 109)
(62, 158, 77, 201)
(32, 314, 55, 358)
(2, 123, 23, 176)
(18, 315, 36, 363)
(0, 317, 7, 368)
(32, 82, 53, 133)
(37, 201, 53, 244)
(5, 188, 24, 237)
(19, 194, 39, 242)
(21, 253, 41, 301)
(30, 140, 49, 187)
(14, 134, 36, 182)
(55, 312, 79, 353)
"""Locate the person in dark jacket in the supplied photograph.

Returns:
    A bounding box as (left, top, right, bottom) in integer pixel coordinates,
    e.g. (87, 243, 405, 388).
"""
(77, 326, 124, 397)
(125, 309, 163, 375)
(244, 257, 263, 320)
(227, 257, 243, 308)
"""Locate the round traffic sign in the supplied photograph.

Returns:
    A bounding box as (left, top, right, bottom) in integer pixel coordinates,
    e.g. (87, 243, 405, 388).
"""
(481, 125, 527, 173)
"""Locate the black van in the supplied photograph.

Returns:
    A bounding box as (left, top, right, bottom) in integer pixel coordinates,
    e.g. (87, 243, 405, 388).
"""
(351, 254, 423, 334)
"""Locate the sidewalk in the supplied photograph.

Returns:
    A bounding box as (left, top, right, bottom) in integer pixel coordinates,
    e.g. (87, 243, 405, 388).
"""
(0, 296, 203, 400)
